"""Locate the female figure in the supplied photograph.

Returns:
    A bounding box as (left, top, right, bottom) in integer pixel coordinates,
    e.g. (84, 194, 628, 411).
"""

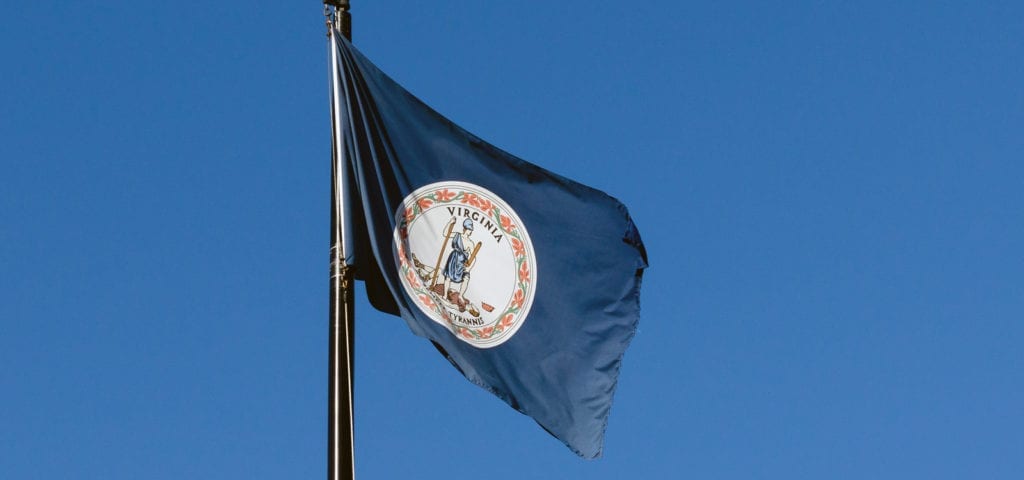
(442, 218, 475, 310)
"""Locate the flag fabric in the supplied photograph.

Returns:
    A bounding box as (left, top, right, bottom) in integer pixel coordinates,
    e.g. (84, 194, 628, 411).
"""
(329, 30, 648, 458)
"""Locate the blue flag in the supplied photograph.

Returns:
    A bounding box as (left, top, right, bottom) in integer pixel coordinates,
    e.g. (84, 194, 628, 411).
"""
(330, 32, 648, 458)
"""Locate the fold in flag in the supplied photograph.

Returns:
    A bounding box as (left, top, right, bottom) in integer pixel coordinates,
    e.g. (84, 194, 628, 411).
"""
(330, 31, 648, 458)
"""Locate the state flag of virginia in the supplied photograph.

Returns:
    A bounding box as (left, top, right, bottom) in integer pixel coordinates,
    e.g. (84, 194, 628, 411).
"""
(329, 30, 648, 458)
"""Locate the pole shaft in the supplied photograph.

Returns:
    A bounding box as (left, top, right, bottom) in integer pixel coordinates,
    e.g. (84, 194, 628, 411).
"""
(327, 252, 355, 480)
(326, 2, 355, 479)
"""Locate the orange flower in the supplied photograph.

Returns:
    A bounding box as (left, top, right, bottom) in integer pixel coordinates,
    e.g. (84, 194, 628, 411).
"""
(481, 326, 494, 338)
(418, 294, 435, 309)
(417, 198, 433, 210)
(478, 199, 494, 214)
(511, 288, 524, 309)
(436, 189, 456, 202)
(406, 269, 420, 288)
(511, 238, 525, 258)
(500, 314, 514, 328)
(404, 207, 415, 223)
(461, 193, 482, 208)
(500, 215, 516, 232)
(519, 261, 530, 283)
(460, 328, 474, 339)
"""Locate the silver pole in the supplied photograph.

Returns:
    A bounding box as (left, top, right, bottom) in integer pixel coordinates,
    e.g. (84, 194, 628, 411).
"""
(325, 2, 355, 479)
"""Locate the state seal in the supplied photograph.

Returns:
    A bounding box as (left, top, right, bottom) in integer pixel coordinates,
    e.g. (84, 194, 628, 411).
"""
(393, 181, 538, 348)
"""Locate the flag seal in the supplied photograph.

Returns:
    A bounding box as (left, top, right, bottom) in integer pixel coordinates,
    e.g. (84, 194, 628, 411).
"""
(393, 181, 538, 348)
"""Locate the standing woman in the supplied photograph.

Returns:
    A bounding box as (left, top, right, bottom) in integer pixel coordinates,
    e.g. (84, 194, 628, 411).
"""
(442, 218, 475, 311)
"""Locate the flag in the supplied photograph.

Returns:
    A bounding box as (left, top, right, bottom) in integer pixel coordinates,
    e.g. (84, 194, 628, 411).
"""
(329, 30, 648, 458)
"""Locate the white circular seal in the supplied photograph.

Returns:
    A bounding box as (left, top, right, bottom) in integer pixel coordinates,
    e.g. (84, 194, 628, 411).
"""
(393, 181, 537, 348)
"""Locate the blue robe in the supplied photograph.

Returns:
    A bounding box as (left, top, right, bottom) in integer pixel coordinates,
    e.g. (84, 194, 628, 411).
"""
(443, 233, 469, 283)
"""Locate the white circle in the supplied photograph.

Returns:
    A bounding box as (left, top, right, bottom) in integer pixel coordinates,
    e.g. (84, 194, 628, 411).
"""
(392, 181, 537, 348)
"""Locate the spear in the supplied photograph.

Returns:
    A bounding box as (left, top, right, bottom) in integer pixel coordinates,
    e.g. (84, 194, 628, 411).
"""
(431, 218, 457, 292)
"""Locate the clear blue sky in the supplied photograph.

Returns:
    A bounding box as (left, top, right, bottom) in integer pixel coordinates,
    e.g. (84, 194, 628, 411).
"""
(2, 1, 1022, 478)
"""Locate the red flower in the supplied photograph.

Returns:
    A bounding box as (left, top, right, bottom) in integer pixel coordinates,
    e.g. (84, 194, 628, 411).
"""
(500, 314, 514, 328)
(404, 207, 415, 223)
(436, 189, 456, 202)
(417, 198, 433, 210)
(477, 199, 494, 215)
(481, 326, 494, 338)
(511, 238, 525, 258)
(500, 215, 516, 232)
(519, 261, 530, 283)
(461, 193, 482, 208)
(511, 288, 524, 309)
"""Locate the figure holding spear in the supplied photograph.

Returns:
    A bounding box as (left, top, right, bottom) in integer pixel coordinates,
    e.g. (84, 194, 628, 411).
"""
(442, 218, 479, 312)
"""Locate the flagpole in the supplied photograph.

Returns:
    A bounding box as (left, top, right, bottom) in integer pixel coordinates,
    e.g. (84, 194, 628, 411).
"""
(325, 1, 355, 480)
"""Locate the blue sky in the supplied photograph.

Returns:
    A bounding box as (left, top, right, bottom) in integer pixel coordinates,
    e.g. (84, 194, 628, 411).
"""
(2, 1, 1022, 478)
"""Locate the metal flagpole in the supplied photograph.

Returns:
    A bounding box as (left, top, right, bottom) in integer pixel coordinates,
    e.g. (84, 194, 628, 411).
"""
(325, 1, 354, 480)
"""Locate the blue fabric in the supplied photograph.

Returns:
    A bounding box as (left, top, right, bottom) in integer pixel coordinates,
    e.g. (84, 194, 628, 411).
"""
(333, 32, 648, 458)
